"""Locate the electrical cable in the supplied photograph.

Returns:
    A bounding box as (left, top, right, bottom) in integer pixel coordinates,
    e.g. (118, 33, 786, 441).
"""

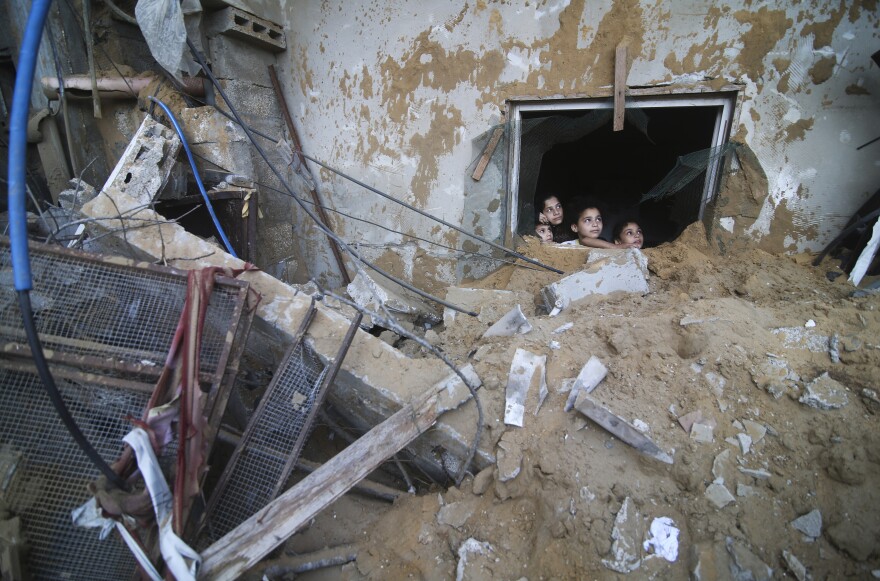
(8, 0, 128, 490)
(148, 96, 238, 258)
(186, 37, 479, 317)
(298, 152, 564, 275)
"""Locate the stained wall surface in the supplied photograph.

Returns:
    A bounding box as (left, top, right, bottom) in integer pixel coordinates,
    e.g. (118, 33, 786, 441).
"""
(277, 0, 880, 292)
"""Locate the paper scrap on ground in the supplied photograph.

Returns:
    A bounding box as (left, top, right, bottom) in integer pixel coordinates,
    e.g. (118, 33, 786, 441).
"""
(643, 517, 679, 562)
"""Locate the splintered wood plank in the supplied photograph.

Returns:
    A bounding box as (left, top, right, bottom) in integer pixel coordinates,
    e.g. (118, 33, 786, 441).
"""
(198, 383, 457, 580)
(613, 41, 628, 132)
(471, 126, 505, 181)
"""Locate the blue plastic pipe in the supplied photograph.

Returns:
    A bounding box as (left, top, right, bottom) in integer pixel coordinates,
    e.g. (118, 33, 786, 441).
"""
(148, 96, 238, 258)
(9, 0, 53, 290)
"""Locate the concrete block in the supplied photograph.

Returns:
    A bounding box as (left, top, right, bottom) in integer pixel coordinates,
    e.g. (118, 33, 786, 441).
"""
(206, 33, 276, 85)
(540, 248, 649, 312)
(205, 6, 285, 53)
(179, 107, 255, 178)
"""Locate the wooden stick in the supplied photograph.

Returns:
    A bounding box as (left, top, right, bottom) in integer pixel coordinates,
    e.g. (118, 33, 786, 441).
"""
(613, 41, 628, 132)
(198, 382, 462, 580)
(471, 126, 505, 181)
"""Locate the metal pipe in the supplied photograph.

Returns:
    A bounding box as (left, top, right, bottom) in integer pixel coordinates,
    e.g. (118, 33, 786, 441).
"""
(268, 64, 351, 286)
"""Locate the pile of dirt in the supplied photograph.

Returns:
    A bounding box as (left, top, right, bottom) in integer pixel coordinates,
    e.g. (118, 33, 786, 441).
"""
(258, 223, 880, 580)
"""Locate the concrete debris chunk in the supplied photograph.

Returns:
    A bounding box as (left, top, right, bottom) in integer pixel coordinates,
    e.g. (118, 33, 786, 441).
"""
(726, 537, 773, 581)
(601, 497, 643, 573)
(57, 178, 98, 209)
(443, 287, 532, 326)
(782, 550, 811, 581)
(738, 467, 772, 480)
(705, 483, 735, 508)
(496, 439, 522, 482)
(563, 356, 608, 412)
(751, 357, 800, 399)
(679, 410, 716, 434)
(772, 326, 829, 353)
(742, 420, 767, 444)
(690, 541, 732, 581)
(437, 501, 474, 530)
(737, 483, 756, 497)
(347, 270, 437, 326)
(711, 449, 735, 485)
(791, 509, 822, 539)
(737, 433, 753, 455)
(690, 422, 714, 443)
(540, 248, 649, 313)
(455, 538, 494, 581)
(504, 349, 547, 426)
(482, 304, 532, 338)
(799, 373, 849, 410)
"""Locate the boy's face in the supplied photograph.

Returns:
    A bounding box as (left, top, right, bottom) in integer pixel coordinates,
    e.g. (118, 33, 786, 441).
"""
(616, 223, 643, 248)
(535, 224, 553, 242)
(571, 207, 602, 240)
(542, 197, 564, 225)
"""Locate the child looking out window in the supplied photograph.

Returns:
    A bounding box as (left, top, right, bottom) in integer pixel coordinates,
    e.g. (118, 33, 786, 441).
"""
(613, 220, 644, 249)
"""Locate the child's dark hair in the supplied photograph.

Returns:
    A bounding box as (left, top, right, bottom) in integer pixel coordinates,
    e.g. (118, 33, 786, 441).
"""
(566, 196, 604, 228)
(537, 192, 563, 210)
(613, 219, 640, 242)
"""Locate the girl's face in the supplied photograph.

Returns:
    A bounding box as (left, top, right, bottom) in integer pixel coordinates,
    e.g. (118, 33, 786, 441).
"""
(616, 222, 643, 248)
(535, 224, 554, 242)
(571, 207, 602, 240)
(542, 196, 564, 225)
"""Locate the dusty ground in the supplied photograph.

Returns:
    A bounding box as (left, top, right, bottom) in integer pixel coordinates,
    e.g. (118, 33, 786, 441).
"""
(255, 223, 880, 580)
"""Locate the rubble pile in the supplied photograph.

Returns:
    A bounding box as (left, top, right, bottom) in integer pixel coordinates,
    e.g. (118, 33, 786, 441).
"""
(260, 225, 880, 580)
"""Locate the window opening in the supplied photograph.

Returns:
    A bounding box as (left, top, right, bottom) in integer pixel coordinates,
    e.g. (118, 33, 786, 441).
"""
(508, 92, 737, 247)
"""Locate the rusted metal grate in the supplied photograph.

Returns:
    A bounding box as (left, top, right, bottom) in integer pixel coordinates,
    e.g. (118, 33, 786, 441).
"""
(198, 338, 327, 547)
(0, 238, 250, 580)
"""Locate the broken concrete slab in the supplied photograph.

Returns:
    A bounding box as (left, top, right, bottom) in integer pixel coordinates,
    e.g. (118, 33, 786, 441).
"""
(742, 419, 767, 444)
(99, 116, 181, 208)
(347, 270, 439, 327)
(791, 509, 822, 539)
(496, 439, 522, 483)
(772, 326, 830, 353)
(481, 304, 532, 338)
(540, 248, 649, 312)
(563, 355, 608, 412)
(504, 348, 547, 427)
(602, 497, 642, 573)
(443, 287, 533, 326)
(799, 372, 849, 410)
(572, 392, 673, 464)
(79, 123, 494, 483)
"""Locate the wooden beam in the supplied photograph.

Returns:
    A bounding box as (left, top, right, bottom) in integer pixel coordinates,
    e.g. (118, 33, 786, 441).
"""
(471, 126, 505, 181)
(613, 41, 629, 132)
(198, 382, 467, 580)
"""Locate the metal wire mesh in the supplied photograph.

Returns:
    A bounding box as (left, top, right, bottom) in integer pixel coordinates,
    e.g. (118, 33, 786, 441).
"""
(0, 240, 243, 378)
(0, 239, 249, 579)
(199, 341, 326, 546)
(0, 367, 146, 580)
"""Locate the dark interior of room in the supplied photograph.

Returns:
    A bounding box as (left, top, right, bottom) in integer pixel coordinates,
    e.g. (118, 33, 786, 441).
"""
(520, 106, 721, 247)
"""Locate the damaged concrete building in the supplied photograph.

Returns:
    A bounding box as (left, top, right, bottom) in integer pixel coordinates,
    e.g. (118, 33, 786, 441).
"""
(2, 0, 880, 579)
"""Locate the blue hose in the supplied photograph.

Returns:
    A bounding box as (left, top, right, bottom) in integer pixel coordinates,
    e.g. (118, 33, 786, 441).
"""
(9, 0, 53, 290)
(148, 96, 238, 258)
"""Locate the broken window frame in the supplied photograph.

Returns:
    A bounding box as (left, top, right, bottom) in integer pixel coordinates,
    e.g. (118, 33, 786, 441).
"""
(504, 88, 741, 245)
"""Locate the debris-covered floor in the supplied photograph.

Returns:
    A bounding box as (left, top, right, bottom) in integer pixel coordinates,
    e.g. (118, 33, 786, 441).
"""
(250, 226, 880, 580)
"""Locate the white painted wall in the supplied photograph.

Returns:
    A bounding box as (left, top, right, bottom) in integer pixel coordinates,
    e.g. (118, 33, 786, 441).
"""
(278, 0, 880, 290)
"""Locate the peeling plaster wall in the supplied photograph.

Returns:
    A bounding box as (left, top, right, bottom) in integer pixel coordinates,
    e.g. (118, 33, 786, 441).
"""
(279, 0, 880, 292)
